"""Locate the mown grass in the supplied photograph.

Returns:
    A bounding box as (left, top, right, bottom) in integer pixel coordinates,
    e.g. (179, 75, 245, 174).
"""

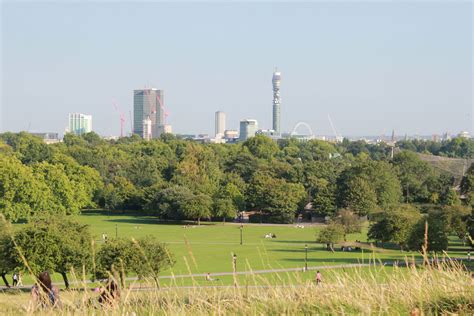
(2, 211, 473, 314)
(8, 210, 471, 286)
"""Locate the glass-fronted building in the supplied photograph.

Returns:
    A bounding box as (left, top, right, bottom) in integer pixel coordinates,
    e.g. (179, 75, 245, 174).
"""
(68, 113, 92, 135)
(133, 89, 164, 138)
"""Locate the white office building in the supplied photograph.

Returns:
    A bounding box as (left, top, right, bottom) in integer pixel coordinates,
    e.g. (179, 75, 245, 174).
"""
(68, 113, 92, 135)
(215, 111, 226, 138)
(239, 119, 258, 141)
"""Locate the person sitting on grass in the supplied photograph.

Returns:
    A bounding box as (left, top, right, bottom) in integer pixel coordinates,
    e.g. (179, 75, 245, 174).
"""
(31, 271, 60, 308)
(205, 273, 219, 281)
(98, 278, 120, 307)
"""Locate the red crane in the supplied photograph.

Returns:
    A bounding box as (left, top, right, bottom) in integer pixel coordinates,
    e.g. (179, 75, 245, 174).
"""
(156, 93, 169, 125)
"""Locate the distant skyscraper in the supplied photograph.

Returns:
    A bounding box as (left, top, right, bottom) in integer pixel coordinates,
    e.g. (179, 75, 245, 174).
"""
(68, 113, 92, 135)
(133, 88, 165, 138)
(215, 111, 226, 138)
(239, 119, 258, 141)
(272, 69, 281, 133)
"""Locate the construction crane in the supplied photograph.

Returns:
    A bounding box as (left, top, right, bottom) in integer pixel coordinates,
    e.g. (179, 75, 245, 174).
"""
(143, 85, 169, 125)
(156, 93, 169, 125)
(113, 101, 126, 138)
(328, 114, 341, 142)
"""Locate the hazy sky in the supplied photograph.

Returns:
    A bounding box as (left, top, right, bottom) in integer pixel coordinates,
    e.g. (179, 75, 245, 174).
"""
(1, 1, 472, 137)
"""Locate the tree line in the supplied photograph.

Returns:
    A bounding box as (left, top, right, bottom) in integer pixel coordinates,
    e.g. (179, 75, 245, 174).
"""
(0, 132, 472, 224)
(317, 204, 472, 253)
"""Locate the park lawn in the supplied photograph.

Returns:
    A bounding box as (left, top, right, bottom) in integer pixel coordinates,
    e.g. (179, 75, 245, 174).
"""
(73, 211, 423, 275)
(8, 210, 470, 287)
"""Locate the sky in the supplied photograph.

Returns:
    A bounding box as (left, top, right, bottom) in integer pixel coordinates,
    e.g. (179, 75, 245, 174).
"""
(1, 1, 472, 137)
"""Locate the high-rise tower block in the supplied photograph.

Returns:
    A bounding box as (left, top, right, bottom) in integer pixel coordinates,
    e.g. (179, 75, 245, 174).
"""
(272, 70, 281, 133)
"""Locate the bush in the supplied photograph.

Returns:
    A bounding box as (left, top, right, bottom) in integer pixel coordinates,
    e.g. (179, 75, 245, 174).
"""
(95, 237, 174, 284)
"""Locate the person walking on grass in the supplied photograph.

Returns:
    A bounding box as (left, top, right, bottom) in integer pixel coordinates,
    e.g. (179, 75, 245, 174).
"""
(315, 271, 322, 285)
(12, 273, 18, 287)
(31, 271, 60, 308)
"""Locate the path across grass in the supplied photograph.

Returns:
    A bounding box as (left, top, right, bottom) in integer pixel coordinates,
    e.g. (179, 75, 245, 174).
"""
(73, 211, 422, 275)
(7, 210, 471, 287)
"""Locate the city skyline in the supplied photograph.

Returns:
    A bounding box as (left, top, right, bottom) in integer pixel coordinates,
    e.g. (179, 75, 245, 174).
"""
(1, 2, 472, 137)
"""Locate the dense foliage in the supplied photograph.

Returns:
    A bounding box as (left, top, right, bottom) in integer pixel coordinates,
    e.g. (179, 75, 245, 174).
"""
(0, 132, 472, 227)
(396, 138, 473, 158)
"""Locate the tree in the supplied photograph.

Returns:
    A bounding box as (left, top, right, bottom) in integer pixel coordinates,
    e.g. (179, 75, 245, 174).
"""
(11, 216, 92, 288)
(101, 176, 140, 210)
(32, 162, 79, 215)
(172, 143, 222, 196)
(0, 215, 16, 287)
(368, 204, 421, 250)
(129, 236, 175, 285)
(441, 188, 461, 206)
(392, 151, 434, 203)
(243, 135, 279, 160)
(408, 210, 449, 252)
(51, 153, 102, 209)
(213, 198, 237, 224)
(0, 132, 52, 164)
(96, 237, 174, 285)
(460, 163, 474, 207)
(247, 172, 306, 223)
(0, 155, 55, 221)
(311, 182, 337, 215)
(299, 140, 337, 161)
(181, 193, 213, 225)
(95, 238, 133, 283)
(343, 177, 378, 216)
(145, 185, 194, 219)
(442, 205, 471, 240)
(316, 223, 345, 251)
(337, 160, 402, 212)
(333, 209, 362, 241)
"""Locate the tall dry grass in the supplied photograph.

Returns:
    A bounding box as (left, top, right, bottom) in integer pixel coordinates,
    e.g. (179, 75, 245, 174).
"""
(1, 215, 472, 315)
(1, 258, 472, 315)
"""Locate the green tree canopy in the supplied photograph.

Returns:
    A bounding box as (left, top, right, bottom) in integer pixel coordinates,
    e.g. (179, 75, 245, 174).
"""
(181, 193, 213, 225)
(408, 209, 450, 252)
(8, 216, 92, 288)
(243, 135, 279, 160)
(343, 177, 378, 216)
(392, 151, 435, 203)
(95, 237, 174, 285)
(337, 160, 402, 211)
(316, 223, 345, 251)
(0, 155, 55, 221)
(368, 204, 421, 250)
(247, 172, 306, 223)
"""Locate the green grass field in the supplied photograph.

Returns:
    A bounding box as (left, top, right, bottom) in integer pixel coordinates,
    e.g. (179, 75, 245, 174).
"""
(6, 210, 471, 287)
(2, 211, 472, 314)
(73, 211, 422, 275)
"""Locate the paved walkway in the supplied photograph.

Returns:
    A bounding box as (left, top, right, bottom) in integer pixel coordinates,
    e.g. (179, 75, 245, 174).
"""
(1, 258, 467, 290)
